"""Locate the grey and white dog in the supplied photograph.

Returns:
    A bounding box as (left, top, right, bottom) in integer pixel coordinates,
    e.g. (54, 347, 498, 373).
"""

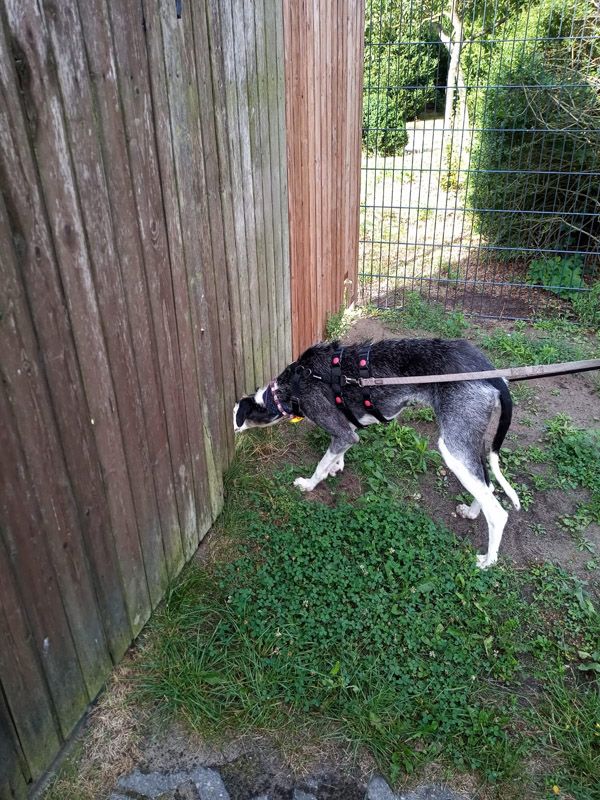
(233, 338, 520, 568)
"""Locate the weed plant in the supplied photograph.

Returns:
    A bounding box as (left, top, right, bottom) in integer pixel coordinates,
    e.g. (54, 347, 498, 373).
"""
(138, 417, 600, 798)
(373, 293, 468, 339)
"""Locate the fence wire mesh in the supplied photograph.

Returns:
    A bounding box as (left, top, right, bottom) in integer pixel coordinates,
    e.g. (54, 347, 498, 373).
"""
(359, 0, 600, 319)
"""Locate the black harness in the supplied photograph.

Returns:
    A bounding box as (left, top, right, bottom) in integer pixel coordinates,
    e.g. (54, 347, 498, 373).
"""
(330, 347, 364, 428)
(288, 346, 389, 428)
(357, 345, 390, 424)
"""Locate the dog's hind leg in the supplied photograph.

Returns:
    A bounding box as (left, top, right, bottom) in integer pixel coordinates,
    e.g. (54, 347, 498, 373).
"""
(438, 437, 508, 569)
(456, 447, 493, 520)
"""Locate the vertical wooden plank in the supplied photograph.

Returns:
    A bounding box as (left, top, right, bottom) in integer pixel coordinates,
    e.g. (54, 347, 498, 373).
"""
(295, 0, 308, 353)
(263, 0, 284, 369)
(150, 0, 224, 521)
(0, 387, 88, 740)
(345, 0, 363, 304)
(0, 7, 133, 662)
(255, 0, 280, 375)
(38, 0, 170, 608)
(1, 0, 152, 635)
(190, 0, 235, 464)
(211, 0, 256, 392)
(338, 0, 346, 311)
(116, 0, 215, 556)
(0, 684, 29, 799)
(261, 0, 286, 373)
(204, 0, 247, 396)
(0, 193, 112, 704)
(0, 536, 61, 784)
(73, 0, 188, 582)
(311, 0, 322, 345)
(282, 0, 297, 353)
(320, 0, 330, 336)
(284, 0, 363, 354)
(243, 0, 273, 381)
(275, 0, 292, 362)
(253, 0, 278, 373)
(232, 0, 265, 384)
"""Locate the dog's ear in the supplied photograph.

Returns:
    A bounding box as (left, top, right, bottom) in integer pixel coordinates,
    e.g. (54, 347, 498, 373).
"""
(235, 397, 255, 429)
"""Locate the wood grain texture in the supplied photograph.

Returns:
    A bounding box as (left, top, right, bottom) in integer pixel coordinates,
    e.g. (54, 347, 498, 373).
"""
(283, 0, 364, 355)
(0, 2, 134, 664)
(76, 0, 187, 582)
(1, 0, 154, 635)
(40, 0, 170, 609)
(0, 687, 29, 800)
(0, 0, 292, 792)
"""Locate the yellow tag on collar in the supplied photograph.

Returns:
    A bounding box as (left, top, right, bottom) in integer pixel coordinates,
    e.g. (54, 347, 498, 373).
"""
(290, 416, 303, 424)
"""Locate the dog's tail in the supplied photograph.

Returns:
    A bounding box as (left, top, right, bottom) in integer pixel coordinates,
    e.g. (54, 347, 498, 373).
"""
(488, 378, 521, 510)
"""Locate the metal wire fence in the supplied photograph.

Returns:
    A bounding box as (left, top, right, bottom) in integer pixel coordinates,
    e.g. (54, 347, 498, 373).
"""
(359, 0, 600, 319)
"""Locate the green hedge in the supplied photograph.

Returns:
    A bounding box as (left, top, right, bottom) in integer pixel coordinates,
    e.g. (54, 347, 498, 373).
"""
(362, 1, 445, 156)
(467, 1, 600, 258)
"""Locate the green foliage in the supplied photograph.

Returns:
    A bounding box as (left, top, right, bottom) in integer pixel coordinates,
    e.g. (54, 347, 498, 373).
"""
(138, 455, 600, 791)
(363, 1, 444, 155)
(375, 292, 469, 338)
(347, 422, 440, 492)
(532, 675, 600, 800)
(401, 405, 436, 423)
(545, 415, 600, 505)
(527, 256, 587, 300)
(308, 418, 440, 494)
(363, 92, 409, 156)
(324, 307, 348, 341)
(478, 327, 591, 367)
(572, 283, 600, 331)
(467, 1, 600, 256)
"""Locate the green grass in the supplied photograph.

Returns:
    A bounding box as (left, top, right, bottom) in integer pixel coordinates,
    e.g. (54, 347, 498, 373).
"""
(325, 306, 349, 340)
(477, 327, 593, 367)
(308, 422, 440, 494)
(136, 418, 600, 798)
(371, 293, 469, 339)
(495, 414, 600, 560)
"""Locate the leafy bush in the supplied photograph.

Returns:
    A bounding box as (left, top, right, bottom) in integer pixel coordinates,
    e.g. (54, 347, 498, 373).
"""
(573, 283, 600, 331)
(526, 256, 586, 300)
(362, 1, 446, 155)
(467, 1, 600, 257)
(376, 292, 468, 338)
(362, 91, 409, 156)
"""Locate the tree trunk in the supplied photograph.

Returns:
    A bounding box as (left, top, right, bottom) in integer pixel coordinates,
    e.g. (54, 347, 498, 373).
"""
(436, 1, 470, 175)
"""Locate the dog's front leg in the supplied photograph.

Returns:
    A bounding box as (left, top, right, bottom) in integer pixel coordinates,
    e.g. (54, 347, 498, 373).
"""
(294, 434, 356, 492)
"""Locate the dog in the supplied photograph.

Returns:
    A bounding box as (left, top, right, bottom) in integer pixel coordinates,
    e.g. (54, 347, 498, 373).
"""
(233, 338, 520, 568)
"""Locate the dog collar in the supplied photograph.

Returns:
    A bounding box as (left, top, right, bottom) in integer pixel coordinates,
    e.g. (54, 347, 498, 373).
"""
(266, 381, 303, 423)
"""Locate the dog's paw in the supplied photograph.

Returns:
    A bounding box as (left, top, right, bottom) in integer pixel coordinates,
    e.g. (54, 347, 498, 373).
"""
(476, 553, 497, 569)
(328, 462, 344, 477)
(293, 477, 314, 492)
(457, 503, 479, 520)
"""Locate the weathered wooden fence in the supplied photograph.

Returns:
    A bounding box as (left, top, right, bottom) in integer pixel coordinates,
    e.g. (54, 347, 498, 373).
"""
(284, 0, 364, 354)
(0, 1, 362, 796)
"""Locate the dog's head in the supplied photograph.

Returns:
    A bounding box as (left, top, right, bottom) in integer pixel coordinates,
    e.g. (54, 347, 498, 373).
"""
(233, 386, 283, 433)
